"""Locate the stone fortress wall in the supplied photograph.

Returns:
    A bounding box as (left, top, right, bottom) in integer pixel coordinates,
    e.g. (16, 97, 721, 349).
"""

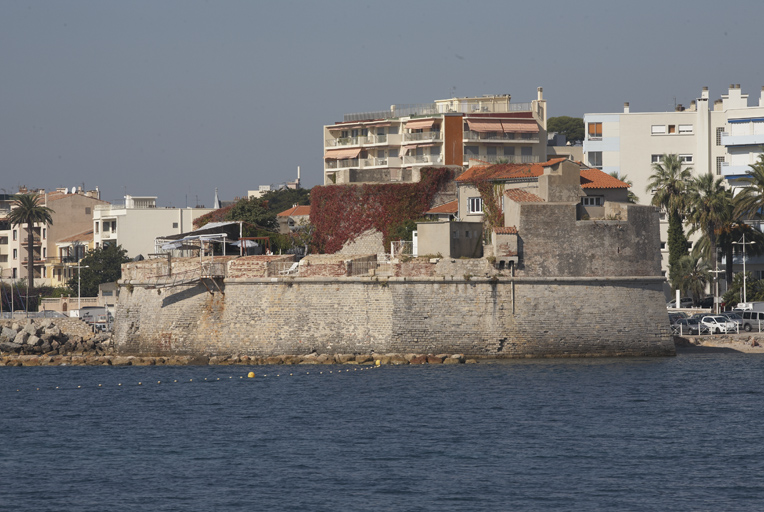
(114, 255, 674, 358)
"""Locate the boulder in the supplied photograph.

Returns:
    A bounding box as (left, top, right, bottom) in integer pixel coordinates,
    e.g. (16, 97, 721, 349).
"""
(44, 325, 62, 338)
(26, 335, 42, 348)
(13, 331, 30, 345)
(409, 355, 428, 365)
(336, 354, 356, 363)
(427, 355, 444, 364)
(389, 354, 409, 365)
(22, 323, 39, 337)
(0, 341, 23, 354)
(1, 327, 17, 340)
(355, 354, 373, 364)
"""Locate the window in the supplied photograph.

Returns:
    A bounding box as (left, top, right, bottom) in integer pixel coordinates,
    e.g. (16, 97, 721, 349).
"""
(173, 222, 179, 228)
(521, 146, 533, 156)
(431, 146, 440, 156)
(465, 230, 471, 238)
(13, 230, 17, 241)
(42, 228, 46, 239)
(651, 154, 663, 164)
(12, 268, 17, 279)
(13, 249, 17, 260)
(582, 196, 603, 206)
(504, 146, 515, 156)
(668, 125, 676, 134)
(452, 230, 459, 239)
(588, 122, 602, 139)
(42, 267, 46, 278)
(651, 125, 666, 134)
(717, 156, 725, 175)
(660, 242, 666, 250)
(43, 248, 46, 258)
(388, 125, 398, 134)
(678, 124, 693, 134)
(95, 222, 99, 234)
(85, 207, 91, 214)
(468, 197, 483, 214)
(588, 151, 603, 169)
(679, 154, 693, 164)
(716, 127, 724, 146)
(486, 146, 497, 157)
(465, 146, 479, 157)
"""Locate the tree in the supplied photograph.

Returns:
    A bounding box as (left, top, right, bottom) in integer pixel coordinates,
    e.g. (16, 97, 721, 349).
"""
(646, 154, 692, 286)
(686, 173, 731, 279)
(67, 244, 130, 297)
(608, 170, 639, 204)
(8, 193, 54, 292)
(224, 197, 279, 235)
(670, 254, 710, 306)
(547, 116, 584, 143)
(732, 153, 764, 219)
(260, 187, 310, 214)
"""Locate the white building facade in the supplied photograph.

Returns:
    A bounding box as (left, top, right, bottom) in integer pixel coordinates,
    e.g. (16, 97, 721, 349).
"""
(583, 85, 764, 280)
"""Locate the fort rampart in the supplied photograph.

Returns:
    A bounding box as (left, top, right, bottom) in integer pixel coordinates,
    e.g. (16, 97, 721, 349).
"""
(114, 256, 674, 358)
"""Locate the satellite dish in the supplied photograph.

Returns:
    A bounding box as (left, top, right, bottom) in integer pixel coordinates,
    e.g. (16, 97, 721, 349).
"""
(71, 186, 76, 194)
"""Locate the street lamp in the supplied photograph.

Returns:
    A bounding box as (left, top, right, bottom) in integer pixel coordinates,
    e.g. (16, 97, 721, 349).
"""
(733, 233, 756, 304)
(75, 264, 89, 311)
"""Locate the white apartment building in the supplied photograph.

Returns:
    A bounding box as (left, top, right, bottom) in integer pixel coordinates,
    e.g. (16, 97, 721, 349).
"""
(93, 195, 215, 259)
(583, 84, 764, 281)
(323, 89, 548, 185)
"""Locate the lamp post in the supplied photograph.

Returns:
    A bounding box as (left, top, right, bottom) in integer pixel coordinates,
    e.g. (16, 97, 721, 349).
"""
(75, 264, 89, 311)
(733, 233, 756, 304)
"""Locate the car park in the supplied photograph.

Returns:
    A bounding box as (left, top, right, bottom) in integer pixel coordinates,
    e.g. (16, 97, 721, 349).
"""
(700, 315, 737, 334)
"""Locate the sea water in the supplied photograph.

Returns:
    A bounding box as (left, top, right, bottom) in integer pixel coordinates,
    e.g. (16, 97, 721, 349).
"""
(1, 351, 763, 511)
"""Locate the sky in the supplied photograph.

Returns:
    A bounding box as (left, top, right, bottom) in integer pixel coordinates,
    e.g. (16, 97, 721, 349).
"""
(2, 0, 763, 208)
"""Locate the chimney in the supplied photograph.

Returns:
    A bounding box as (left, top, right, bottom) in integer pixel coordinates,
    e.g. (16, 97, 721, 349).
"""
(623, 102, 630, 113)
(537, 87, 543, 101)
(701, 86, 709, 100)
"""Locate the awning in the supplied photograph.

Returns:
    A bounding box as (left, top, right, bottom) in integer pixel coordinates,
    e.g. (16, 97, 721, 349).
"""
(466, 119, 504, 133)
(406, 118, 439, 130)
(324, 147, 362, 160)
(502, 120, 539, 133)
(327, 124, 358, 131)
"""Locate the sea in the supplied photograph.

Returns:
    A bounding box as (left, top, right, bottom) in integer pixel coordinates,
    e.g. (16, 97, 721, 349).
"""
(1, 350, 763, 512)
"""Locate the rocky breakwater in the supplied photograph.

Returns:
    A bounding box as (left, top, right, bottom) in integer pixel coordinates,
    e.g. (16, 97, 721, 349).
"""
(0, 319, 113, 367)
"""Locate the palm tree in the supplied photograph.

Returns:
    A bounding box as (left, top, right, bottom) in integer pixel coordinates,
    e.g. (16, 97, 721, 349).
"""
(609, 170, 639, 203)
(732, 153, 764, 219)
(646, 154, 692, 285)
(8, 193, 54, 293)
(686, 174, 731, 274)
(670, 254, 710, 305)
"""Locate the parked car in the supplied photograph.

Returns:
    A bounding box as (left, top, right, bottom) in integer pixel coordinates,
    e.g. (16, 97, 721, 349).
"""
(698, 296, 715, 309)
(700, 315, 737, 334)
(667, 297, 694, 308)
(672, 318, 709, 335)
(719, 312, 743, 330)
(668, 312, 688, 324)
(740, 311, 764, 332)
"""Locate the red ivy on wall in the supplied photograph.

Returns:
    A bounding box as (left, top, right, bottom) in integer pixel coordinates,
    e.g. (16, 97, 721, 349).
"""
(310, 167, 453, 254)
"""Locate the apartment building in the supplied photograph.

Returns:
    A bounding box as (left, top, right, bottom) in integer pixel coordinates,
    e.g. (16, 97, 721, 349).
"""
(93, 195, 215, 259)
(323, 88, 548, 185)
(583, 84, 764, 279)
(0, 188, 106, 285)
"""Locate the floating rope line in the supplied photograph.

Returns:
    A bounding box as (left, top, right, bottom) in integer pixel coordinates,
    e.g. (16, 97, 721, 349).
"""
(4, 365, 381, 393)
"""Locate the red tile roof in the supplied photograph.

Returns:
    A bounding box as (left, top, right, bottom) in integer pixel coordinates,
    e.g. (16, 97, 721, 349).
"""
(580, 169, 630, 189)
(456, 158, 567, 183)
(425, 200, 458, 214)
(494, 226, 518, 234)
(505, 189, 544, 203)
(277, 205, 311, 217)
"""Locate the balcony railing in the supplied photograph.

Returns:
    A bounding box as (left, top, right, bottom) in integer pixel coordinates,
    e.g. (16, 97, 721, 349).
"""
(402, 131, 441, 142)
(464, 154, 540, 164)
(361, 157, 388, 167)
(402, 155, 443, 165)
(21, 258, 46, 266)
(325, 158, 359, 169)
(464, 131, 539, 143)
(325, 134, 388, 147)
(23, 237, 42, 245)
(47, 257, 81, 265)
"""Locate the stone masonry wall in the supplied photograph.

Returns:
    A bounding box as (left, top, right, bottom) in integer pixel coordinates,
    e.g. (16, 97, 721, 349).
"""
(115, 275, 673, 358)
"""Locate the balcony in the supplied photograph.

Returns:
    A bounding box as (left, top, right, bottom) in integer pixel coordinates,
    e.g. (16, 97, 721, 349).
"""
(721, 156, 762, 178)
(722, 121, 764, 146)
(21, 258, 46, 266)
(23, 237, 42, 246)
(402, 131, 442, 143)
(464, 131, 539, 143)
(324, 134, 388, 148)
(47, 257, 81, 266)
(402, 155, 443, 166)
(325, 157, 403, 170)
(464, 154, 540, 165)
(100, 231, 117, 240)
